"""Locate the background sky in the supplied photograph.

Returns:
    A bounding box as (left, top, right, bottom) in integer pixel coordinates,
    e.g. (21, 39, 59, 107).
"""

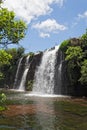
(2, 0, 87, 53)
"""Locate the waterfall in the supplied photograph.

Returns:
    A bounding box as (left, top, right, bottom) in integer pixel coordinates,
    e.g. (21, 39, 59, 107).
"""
(57, 60, 62, 94)
(18, 55, 30, 91)
(13, 57, 23, 89)
(32, 46, 59, 94)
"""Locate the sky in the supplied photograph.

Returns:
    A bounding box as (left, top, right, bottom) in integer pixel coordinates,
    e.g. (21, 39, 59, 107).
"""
(2, 0, 87, 53)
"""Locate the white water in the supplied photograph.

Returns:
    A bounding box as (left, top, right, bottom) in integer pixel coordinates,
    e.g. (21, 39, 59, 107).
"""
(18, 55, 30, 91)
(13, 57, 23, 89)
(32, 46, 59, 94)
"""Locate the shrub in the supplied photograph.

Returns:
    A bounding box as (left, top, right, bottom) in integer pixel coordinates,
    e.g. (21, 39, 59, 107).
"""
(0, 93, 7, 111)
(59, 40, 70, 52)
(26, 80, 33, 91)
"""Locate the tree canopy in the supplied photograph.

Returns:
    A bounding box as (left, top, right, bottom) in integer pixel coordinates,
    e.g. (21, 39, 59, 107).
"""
(0, 49, 12, 79)
(0, 50, 12, 66)
(0, 7, 27, 48)
(79, 60, 87, 85)
(0, 3, 27, 80)
(65, 46, 83, 62)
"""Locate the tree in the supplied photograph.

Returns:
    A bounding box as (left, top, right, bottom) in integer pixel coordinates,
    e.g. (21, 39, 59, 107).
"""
(65, 46, 83, 86)
(79, 60, 87, 85)
(0, 50, 12, 66)
(0, 50, 12, 79)
(0, 8, 27, 48)
(65, 46, 83, 62)
(6, 47, 25, 60)
(59, 40, 70, 53)
(0, 47, 25, 86)
(81, 29, 87, 50)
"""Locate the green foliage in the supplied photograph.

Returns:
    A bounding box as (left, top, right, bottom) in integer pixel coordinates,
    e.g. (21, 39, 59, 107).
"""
(29, 52, 34, 57)
(0, 93, 6, 111)
(59, 40, 70, 52)
(65, 46, 83, 62)
(79, 60, 87, 85)
(65, 46, 83, 86)
(27, 80, 33, 91)
(83, 50, 87, 59)
(0, 49, 12, 79)
(67, 60, 81, 85)
(81, 29, 87, 50)
(81, 33, 87, 41)
(0, 72, 4, 80)
(0, 4, 26, 83)
(26, 52, 34, 59)
(60, 29, 87, 88)
(0, 8, 27, 48)
(0, 93, 6, 104)
(0, 48, 24, 86)
(0, 49, 12, 66)
(7, 47, 25, 60)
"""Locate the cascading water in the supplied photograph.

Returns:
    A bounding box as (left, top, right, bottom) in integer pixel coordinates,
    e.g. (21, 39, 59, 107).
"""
(13, 57, 23, 89)
(32, 46, 59, 94)
(18, 55, 30, 91)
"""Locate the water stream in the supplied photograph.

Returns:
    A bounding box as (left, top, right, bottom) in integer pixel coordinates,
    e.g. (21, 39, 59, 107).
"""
(13, 57, 23, 89)
(18, 55, 30, 91)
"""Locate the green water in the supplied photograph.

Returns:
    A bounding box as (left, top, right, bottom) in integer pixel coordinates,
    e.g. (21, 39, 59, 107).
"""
(0, 90, 87, 130)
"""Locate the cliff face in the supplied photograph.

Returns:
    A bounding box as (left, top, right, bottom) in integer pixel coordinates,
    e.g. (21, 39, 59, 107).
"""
(8, 45, 87, 96)
(54, 49, 71, 95)
(56, 48, 87, 97)
(25, 52, 43, 89)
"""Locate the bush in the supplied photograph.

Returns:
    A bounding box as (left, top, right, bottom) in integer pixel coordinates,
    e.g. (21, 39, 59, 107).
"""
(26, 80, 33, 91)
(0, 93, 7, 111)
(79, 60, 87, 85)
(59, 40, 70, 52)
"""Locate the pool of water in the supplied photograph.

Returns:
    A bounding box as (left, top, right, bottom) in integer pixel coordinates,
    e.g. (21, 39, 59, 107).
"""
(0, 90, 87, 130)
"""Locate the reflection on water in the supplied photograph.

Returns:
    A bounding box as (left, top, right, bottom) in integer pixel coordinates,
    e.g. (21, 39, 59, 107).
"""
(0, 90, 87, 130)
(34, 99, 55, 130)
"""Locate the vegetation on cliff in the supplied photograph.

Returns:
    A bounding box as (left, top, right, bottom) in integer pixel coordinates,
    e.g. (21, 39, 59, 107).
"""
(60, 29, 87, 88)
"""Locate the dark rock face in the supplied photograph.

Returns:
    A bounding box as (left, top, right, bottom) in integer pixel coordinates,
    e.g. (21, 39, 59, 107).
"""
(54, 48, 87, 97)
(54, 49, 69, 95)
(25, 52, 43, 88)
(54, 49, 63, 94)
(61, 60, 74, 95)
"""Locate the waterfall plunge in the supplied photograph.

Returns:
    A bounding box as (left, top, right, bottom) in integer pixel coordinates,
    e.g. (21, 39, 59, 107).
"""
(32, 46, 59, 94)
(18, 55, 30, 91)
(13, 57, 23, 89)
